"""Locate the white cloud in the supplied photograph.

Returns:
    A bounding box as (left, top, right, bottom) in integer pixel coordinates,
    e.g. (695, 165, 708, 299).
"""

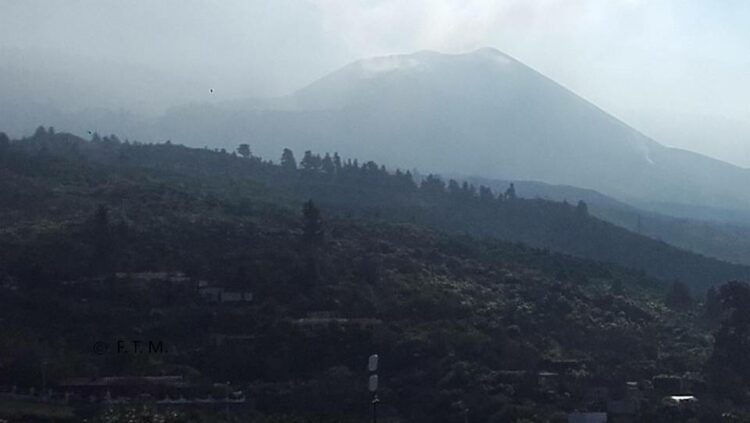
(306, 0, 653, 54)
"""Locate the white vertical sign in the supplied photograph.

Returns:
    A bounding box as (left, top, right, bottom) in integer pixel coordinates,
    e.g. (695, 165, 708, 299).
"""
(368, 354, 379, 372)
(368, 374, 379, 392)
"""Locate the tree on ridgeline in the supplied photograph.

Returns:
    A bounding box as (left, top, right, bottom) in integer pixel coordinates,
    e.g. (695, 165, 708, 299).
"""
(448, 179, 461, 197)
(0, 132, 9, 153)
(479, 185, 494, 202)
(301, 150, 322, 172)
(403, 170, 416, 191)
(363, 160, 379, 174)
(421, 174, 446, 195)
(461, 181, 476, 199)
(281, 148, 297, 171)
(321, 153, 335, 175)
(34, 125, 48, 139)
(504, 183, 517, 200)
(332, 152, 342, 172)
(392, 170, 416, 191)
(576, 200, 589, 217)
(237, 143, 251, 158)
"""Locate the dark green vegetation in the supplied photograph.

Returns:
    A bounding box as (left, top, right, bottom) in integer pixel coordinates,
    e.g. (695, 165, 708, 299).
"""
(468, 176, 750, 267)
(1, 128, 750, 422)
(6, 127, 744, 292)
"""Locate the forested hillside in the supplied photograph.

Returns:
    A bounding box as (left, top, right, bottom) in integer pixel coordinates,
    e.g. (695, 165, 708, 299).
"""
(2, 128, 750, 422)
(465, 176, 750, 267)
(3, 128, 747, 293)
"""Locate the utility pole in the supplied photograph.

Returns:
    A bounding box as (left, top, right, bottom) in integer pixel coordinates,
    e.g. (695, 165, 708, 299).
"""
(372, 392, 380, 423)
(41, 359, 48, 398)
(368, 354, 379, 423)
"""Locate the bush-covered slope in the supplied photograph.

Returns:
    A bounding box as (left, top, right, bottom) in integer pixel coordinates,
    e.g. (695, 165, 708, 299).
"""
(0, 129, 726, 421)
(3, 129, 746, 292)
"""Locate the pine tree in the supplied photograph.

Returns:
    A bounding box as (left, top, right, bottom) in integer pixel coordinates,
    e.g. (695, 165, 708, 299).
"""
(237, 144, 251, 158)
(504, 183, 517, 200)
(301, 151, 320, 172)
(301, 200, 324, 246)
(448, 179, 461, 196)
(33, 126, 48, 139)
(332, 153, 342, 172)
(420, 175, 445, 195)
(479, 185, 494, 202)
(321, 153, 335, 175)
(404, 170, 416, 190)
(281, 148, 297, 171)
(0, 132, 9, 151)
(576, 200, 589, 216)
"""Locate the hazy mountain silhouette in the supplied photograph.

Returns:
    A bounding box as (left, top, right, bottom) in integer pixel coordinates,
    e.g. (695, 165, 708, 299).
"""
(147, 48, 750, 213)
(7, 47, 749, 214)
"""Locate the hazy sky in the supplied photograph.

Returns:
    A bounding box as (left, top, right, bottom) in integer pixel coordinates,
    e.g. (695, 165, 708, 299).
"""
(1, 0, 748, 167)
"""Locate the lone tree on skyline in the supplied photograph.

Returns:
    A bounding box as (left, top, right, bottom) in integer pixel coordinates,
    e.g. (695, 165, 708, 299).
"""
(237, 143, 251, 158)
(576, 200, 589, 216)
(505, 183, 517, 200)
(281, 148, 297, 171)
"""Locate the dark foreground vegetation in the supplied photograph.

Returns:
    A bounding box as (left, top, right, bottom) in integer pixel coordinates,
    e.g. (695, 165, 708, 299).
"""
(1, 128, 750, 422)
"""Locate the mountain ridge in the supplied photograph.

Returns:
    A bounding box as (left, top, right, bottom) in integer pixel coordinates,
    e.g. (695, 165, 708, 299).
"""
(3, 129, 750, 292)
(142, 48, 750, 213)
(4, 48, 749, 213)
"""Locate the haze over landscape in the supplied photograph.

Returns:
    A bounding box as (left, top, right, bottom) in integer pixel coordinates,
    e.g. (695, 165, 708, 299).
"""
(2, 0, 749, 167)
(4, 1, 750, 422)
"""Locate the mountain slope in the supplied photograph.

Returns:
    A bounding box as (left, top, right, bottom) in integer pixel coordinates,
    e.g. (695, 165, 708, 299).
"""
(4, 130, 749, 292)
(0, 132, 717, 421)
(465, 176, 750, 266)
(147, 48, 750, 214)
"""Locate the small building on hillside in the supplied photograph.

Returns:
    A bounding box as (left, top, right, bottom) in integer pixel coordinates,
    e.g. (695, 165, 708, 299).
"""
(662, 395, 697, 408)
